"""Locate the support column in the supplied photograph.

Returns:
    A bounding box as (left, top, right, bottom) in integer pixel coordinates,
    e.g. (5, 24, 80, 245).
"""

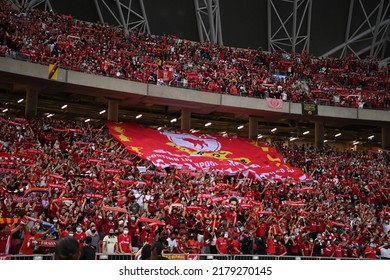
(108, 100, 119, 122)
(315, 122, 324, 150)
(181, 109, 191, 131)
(25, 88, 38, 118)
(248, 116, 258, 140)
(382, 126, 390, 150)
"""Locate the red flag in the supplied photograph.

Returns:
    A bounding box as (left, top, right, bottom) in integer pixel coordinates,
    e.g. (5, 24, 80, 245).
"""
(107, 122, 307, 182)
(157, 69, 173, 82)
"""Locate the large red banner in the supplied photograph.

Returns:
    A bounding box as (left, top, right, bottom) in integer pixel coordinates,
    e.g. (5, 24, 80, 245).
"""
(107, 122, 307, 181)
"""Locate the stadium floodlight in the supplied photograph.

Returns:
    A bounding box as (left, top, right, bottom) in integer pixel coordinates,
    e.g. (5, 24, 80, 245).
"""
(335, 133, 341, 137)
(324, 140, 328, 143)
(289, 137, 298, 142)
(237, 125, 244, 130)
(170, 118, 177, 123)
(257, 134, 263, 139)
(99, 110, 106, 114)
(61, 104, 68, 109)
(271, 128, 277, 132)
(17, 98, 24, 103)
(84, 119, 91, 123)
(47, 113, 54, 118)
(303, 131, 309, 135)
(2, 108, 8, 112)
(205, 122, 212, 127)
(157, 127, 162, 131)
(368, 135, 374, 140)
(352, 141, 359, 145)
(136, 114, 142, 119)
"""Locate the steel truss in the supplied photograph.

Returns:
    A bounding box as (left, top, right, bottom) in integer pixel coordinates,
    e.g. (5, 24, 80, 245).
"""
(93, 0, 150, 37)
(194, 0, 223, 45)
(6, 0, 53, 11)
(267, 0, 312, 53)
(321, 0, 390, 61)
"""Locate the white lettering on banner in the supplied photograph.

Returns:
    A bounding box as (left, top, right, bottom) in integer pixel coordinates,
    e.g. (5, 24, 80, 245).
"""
(194, 161, 217, 168)
(148, 154, 180, 161)
(154, 155, 190, 162)
(227, 160, 241, 166)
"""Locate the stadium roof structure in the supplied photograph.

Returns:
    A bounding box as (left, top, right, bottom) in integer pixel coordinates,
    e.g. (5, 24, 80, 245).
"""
(0, 0, 389, 148)
(6, 0, 390, 62)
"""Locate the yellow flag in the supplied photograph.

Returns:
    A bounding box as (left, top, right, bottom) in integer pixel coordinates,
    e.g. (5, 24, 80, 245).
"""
(48, 63, 59, 80)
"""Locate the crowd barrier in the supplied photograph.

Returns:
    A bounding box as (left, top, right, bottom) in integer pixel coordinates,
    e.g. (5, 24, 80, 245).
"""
(2, 253, 359, 260)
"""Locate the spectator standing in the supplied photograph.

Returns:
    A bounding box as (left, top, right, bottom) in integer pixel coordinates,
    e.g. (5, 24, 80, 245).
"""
(216, 232, 229, 254)
(0, 224, 21, 254)
(118, 227, 133, 254)
(74, 223, 86, 250)
(102, 229, 118, 254)
(19, 224, 50, 255)
(85, 224, 101, 253)
(79, 236, 96, 260)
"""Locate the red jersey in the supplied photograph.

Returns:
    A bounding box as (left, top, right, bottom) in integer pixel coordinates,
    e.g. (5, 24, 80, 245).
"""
(216, 237, 229, 254)
(19, 231, 45, 255)
(186, 239, 201, 254)
(266, 238, 276, 255)
(300, 243, 311, 256)
(74, 232, 86, 250)
(0, 231, 11, 254)
(333, 245, 343, 257)
(364, 247, 377, 259)
(103, 219, 117, 235)
(230, 239, 241, 255)
(323, 245, 334, 257)
(118, 233, 132, 253)
(256, 222, 268, 237)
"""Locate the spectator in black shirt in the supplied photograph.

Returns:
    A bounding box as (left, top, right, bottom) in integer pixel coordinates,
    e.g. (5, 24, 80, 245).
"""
(79, 236, 96, 260)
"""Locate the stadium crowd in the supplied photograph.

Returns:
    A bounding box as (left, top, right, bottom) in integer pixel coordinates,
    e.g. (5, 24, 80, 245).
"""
(0, 116, 389, 259)
(0, 1, 389, 109)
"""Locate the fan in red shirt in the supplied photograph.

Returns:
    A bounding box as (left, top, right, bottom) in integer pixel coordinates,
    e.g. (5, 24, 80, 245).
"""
(276, 240, 287, 256)
(118, 227, 133, 253)
(256, 218, 269, 238)
(300, 239, 313, 256)
(186, 233, 201, 254)
(364, 243, 378, 259)
(73, 224, 86, 250)
(216, 232, 229, 254)
(19, 224, 50, 255)
(102, 212, 118, 236)
(0, 224, 22, 254)
(333, 240, 343, 258)
(322, 241, 335, 257)
(139, 224, 155, 245)
(230, 235, 241, 255)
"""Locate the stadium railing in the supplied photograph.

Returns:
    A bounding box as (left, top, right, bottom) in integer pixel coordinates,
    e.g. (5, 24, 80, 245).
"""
(3, 253, 359, 260)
